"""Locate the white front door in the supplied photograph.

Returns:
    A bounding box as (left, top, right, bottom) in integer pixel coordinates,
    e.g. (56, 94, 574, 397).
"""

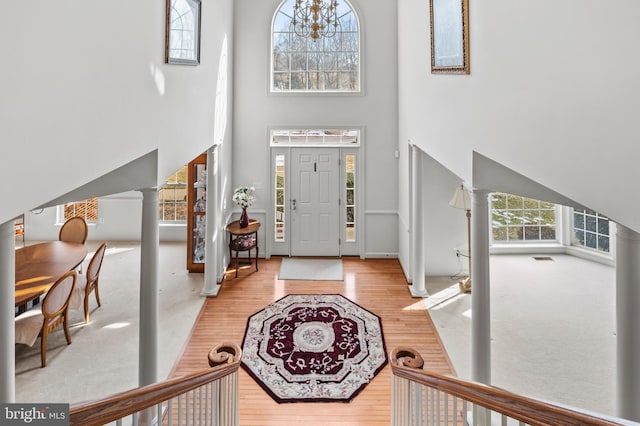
(290, 148, 340, 256)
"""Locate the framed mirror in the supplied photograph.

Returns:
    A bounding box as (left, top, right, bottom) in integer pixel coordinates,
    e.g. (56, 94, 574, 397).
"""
(429, 0, 469, 74)
(165, 0, 202, 65)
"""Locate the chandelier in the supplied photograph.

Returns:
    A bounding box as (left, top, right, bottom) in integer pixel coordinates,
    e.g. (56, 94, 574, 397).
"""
(292, 0, 340, 41)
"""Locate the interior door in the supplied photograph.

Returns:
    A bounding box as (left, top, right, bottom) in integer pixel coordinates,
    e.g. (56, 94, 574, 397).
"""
(290, 148, 340, 256)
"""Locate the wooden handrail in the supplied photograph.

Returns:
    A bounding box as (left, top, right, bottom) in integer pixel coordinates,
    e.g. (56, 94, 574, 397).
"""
(70, 343, 241, 426)
(390, 347, 622, 426)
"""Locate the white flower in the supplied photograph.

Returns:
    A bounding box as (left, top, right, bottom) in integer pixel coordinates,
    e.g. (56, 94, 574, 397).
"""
(233, 186, 255, 208)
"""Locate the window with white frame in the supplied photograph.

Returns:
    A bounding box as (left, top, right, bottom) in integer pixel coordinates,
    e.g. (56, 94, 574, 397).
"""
(271, 0, 360, 92)
(491, 193, 557, 242)
(158, 165, 188, 222)
(60, 199, 98, 224)
(573, 209, 610, 253)
(271, 129, 359, 146)
(345, 153, 356, 242)
(274, 154, 286, 241)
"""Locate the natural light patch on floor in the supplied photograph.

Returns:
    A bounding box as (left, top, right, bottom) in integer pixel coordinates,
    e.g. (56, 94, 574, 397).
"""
(403, 300, 427, 311)
(423, 284, 465, 310)
(103, 322, 130, 330)
(105, 247, 135, 256)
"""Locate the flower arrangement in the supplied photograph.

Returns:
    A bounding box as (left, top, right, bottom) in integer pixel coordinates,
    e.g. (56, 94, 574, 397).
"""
(233, 186, 255, 208)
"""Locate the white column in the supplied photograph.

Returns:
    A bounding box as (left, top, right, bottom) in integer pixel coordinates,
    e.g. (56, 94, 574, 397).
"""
(139, 188, 159, 387)
(202, 145, 221, 296)
(0, 221, 15, 402)
(409, 145, 428, 297)
(471, 189, 491, 385)
(616, 224, 640, 421)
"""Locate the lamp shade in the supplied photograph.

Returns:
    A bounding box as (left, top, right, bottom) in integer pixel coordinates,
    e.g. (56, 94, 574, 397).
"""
(449, 185, 471, 210)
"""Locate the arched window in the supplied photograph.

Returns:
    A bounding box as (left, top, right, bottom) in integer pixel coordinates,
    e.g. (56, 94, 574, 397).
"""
(271, 0, 360, 92)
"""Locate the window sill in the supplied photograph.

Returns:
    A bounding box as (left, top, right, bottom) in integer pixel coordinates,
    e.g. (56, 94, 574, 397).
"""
(159, 223, 187, 228)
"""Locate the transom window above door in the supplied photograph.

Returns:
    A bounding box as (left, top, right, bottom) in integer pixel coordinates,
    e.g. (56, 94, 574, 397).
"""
(271, 129, 360, 146)
(271, 0, 360, 92)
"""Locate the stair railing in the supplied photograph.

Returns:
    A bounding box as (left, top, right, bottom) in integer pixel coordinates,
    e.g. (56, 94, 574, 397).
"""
(69, 343, 241, 426)
(390, 347, 624, 426)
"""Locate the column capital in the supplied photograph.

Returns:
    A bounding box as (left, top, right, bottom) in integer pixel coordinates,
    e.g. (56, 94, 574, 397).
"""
(138, 187, 159, 194)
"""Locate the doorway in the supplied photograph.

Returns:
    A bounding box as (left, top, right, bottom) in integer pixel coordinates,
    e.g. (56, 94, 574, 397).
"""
(270, 129, 361, 258)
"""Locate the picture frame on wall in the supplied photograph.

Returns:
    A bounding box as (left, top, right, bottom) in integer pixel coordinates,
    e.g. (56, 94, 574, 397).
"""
(165, 0, 202, 65)
(429, 0, 469, 74)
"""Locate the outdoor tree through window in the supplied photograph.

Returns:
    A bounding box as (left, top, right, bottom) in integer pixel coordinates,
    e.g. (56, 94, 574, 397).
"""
(491, 193, 556, 242)
(272, 0, 360, 92)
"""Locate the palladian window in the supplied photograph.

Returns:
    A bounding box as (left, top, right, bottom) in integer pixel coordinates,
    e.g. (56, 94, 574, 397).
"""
(271, 0, 360, 92)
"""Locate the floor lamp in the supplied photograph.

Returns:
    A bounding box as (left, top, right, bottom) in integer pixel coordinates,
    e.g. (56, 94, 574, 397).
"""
(449, 185, 472, 293)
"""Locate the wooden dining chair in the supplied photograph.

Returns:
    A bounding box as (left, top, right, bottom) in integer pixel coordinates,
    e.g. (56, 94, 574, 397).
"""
(69, 242, 107, 323)
(15, 270, 77, 368)
(58, 216, 89, 244)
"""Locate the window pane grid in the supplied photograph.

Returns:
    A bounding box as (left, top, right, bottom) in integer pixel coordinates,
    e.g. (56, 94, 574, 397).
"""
(274, 155, 286, 242)
(271, 129, 359, 146)
(573, 209, 610, 253)
(64, 199, 98, 223)
(345, 154, 356, 242)
(491, 193, 557, 242)
(272, 0, 359, 92)
(158, 166, 188, 222)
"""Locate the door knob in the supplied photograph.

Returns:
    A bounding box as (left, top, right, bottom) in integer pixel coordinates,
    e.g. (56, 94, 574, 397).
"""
(291, 199, 297, 210)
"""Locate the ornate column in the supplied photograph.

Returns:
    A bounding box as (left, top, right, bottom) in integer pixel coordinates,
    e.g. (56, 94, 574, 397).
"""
(409, 145, 428, 297)
(616, 224, 640, 421)
(139, 188, 159, 388)
(0, 220, 15, 402)
(471, 189, 491, 385)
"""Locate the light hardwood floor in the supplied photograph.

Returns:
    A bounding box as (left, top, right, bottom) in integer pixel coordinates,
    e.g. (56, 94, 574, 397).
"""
(168, 257, 455, 425)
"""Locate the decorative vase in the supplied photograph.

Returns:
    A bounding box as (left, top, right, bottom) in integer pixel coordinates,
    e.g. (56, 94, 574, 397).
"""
(239, 207, 249, 228)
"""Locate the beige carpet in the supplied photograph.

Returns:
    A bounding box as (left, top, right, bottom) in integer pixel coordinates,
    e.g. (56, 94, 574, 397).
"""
(14, 241, 205, 404)
(426, 253, 617, 416)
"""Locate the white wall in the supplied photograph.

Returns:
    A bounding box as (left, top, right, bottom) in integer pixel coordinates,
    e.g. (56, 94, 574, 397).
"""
(1, 0, 234, 225)
(398, 0, 640, 273)
(22, 193, 186, 242)
(233, 0, 399, 257)
(398, 0, 640, 233)
(423, 154, 469, 276)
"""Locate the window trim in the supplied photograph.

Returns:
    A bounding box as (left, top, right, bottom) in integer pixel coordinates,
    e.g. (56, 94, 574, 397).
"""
(57, 199, 99, 226)
(270, 0, 363, 94)
(571, 208, 611, 254)
(490, 193, 559, 245)
(488, 196, 615, 266)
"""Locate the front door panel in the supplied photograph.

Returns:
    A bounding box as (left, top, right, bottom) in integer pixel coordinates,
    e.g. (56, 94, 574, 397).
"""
(291, 148, 340, 256)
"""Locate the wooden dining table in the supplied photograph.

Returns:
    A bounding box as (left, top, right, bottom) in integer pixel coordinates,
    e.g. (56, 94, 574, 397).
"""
(15, 241, 88, 313)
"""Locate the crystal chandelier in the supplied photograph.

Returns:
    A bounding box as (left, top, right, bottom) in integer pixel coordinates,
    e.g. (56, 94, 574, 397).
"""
(292, 0, 340, 41)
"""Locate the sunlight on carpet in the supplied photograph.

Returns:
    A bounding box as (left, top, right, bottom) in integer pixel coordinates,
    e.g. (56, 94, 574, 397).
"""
(278, 258, 343, 281)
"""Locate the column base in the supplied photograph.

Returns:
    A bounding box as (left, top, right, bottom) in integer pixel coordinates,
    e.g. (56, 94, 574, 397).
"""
(408, 285, 430, 298)
(200, 285, 221, 297)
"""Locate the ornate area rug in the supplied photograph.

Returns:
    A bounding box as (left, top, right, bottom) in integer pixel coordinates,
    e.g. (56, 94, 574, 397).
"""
(241, 294, 387, 403)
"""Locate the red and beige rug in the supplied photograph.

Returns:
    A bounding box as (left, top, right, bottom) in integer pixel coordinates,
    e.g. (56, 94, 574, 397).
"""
(241, 294, 387, 403)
